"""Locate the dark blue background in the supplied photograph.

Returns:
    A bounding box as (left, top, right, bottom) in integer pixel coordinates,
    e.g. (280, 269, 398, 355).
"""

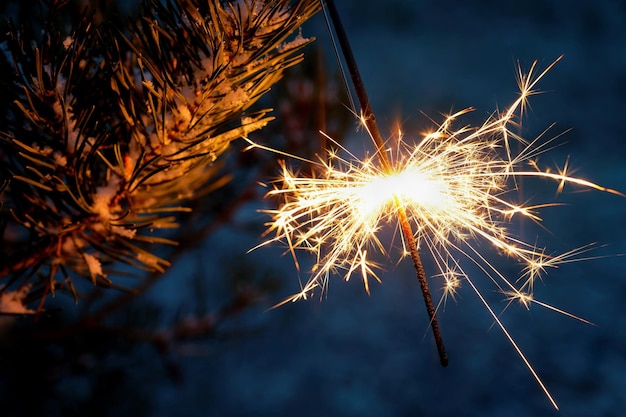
(148, 1, 626, 416)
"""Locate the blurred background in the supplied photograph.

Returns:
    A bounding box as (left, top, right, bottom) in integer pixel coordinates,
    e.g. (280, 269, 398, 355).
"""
(1, 0, 625, 416)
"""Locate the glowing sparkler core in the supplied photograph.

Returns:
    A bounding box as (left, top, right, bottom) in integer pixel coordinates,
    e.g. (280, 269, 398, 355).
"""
(262, 58, 573, 300)
(249, 57, 623, 409)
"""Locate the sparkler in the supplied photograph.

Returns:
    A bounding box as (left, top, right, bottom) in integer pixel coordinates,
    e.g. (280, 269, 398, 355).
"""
(246, 0, 624, 410)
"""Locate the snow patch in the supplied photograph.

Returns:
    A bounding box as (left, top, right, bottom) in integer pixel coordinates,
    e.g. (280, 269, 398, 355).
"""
(92, 178, 120, 221)
(0, 285, 34, 314)
(83, 253, 105, 282)
(278, 32, 311, 53)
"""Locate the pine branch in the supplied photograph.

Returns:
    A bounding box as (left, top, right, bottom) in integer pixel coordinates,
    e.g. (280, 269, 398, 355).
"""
(0, 0, 320, 310)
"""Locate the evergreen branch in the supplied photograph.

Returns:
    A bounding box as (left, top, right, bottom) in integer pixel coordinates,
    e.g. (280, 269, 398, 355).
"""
(0, 0, 321, 310)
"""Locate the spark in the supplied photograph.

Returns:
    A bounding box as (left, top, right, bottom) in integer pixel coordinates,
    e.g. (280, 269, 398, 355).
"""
(247, 57, 623, 409)
(255, 57, 621, 305)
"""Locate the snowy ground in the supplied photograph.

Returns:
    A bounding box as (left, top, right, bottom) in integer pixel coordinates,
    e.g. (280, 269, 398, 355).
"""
(148, 1, 626, 416)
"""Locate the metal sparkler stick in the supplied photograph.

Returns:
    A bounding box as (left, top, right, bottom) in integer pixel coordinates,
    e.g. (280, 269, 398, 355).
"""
(322, 0, 448, 366)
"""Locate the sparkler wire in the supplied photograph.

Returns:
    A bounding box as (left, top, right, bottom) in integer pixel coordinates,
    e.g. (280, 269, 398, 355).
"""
(322, 0, 448, 366)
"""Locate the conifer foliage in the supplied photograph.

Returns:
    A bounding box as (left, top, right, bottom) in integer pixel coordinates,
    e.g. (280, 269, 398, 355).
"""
(0, 0, 320, 312)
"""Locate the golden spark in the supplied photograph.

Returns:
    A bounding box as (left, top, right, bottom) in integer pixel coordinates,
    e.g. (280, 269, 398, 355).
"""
(247, 57, 623, 409)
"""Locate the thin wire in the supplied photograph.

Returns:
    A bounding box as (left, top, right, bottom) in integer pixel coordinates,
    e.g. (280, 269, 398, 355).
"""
(320, 0, 357, 115)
